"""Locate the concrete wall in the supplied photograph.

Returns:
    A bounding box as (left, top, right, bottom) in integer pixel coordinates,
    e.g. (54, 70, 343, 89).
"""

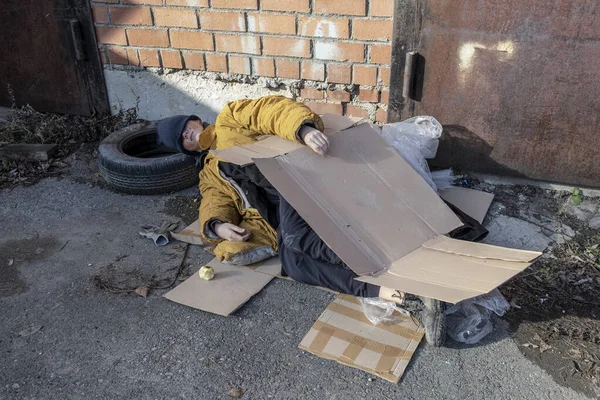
(91, 0, 393, 122)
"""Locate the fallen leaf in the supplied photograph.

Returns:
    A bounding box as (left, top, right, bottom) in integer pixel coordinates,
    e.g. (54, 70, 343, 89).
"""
(539, 340, 552, 353)
(227, 387, 245, 398)
(135, 286, 148, 297)
(7, 258, 14, 266)
(18, 325, 43, 337)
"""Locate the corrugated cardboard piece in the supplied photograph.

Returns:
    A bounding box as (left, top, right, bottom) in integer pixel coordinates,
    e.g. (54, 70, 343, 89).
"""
(164, 257, 281, 316)
(300, 294, 424, 383)
(211, 114, 363, 166)
(254, 123, 542, 304)
(170, 220, 204, 245)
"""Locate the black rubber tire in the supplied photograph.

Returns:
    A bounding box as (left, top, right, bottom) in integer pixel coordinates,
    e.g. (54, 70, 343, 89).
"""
(97, 121, 199, 195)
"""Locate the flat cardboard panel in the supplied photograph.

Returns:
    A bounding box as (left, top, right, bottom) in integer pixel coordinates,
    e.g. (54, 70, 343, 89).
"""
(423, 236, 541, 263)
(299, 294, 424, 383)
(164, 257, 275, 316)
(171, 220, 204, 245)
(438, 187, 495, 224)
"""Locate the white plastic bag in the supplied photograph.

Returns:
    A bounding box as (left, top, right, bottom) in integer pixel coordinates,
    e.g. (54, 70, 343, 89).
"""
(445, 289, 510, 344)
(380, 116, 443, 191)
(359, 297, 410, 326)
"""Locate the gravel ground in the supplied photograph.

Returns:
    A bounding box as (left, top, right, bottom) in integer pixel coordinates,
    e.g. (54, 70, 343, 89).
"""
(0, 163, 594, 399)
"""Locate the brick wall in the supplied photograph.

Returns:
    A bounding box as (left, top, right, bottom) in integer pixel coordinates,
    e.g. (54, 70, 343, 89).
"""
(92, 0, 394, 123)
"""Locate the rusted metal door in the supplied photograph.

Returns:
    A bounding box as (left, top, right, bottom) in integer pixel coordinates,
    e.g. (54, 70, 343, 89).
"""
(0, 0, 108, 116)
(389, 0, 600, 187)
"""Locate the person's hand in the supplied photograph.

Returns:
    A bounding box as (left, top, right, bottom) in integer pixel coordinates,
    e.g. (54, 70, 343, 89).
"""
(299, 126, 329, 156)
(214, 222, 252, 242)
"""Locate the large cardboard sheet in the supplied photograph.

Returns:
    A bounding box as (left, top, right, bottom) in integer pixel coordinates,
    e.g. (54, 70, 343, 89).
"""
(299, 294, 424, 383)
(255, 124, 541, 303)
(164, 257, 280, 316)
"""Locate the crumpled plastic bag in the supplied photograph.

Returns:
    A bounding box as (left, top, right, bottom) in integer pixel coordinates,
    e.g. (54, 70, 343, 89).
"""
(379, 116, 443, 191)
(445, 289, 511, 344)
(139, 221, 181, 246)
(359, 297, 410, 326)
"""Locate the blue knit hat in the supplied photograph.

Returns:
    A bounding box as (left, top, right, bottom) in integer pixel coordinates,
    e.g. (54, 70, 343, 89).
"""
(157, 115, 200, 155)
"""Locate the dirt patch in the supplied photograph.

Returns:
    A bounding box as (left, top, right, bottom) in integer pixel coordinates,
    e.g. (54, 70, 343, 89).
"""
(162, 195, 201, 226)
(0, 106, 138, 189)
(0, 236, 61, 297)
(488, 184, 600, 397)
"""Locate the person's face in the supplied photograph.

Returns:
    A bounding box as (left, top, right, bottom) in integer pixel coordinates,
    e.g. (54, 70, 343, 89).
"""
(181, 119, 203, 152)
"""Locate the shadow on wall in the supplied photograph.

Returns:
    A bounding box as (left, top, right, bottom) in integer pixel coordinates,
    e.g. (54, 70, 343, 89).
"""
(103, 66, 294, 123)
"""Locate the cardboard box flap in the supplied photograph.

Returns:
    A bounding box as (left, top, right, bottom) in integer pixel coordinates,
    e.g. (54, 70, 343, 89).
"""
(163, 257, 276, 316)
(211, 114, 361, 166)
(254, 124, 463, 276)
(356, 272, 485, 304)
(438, 187, 494, 224)
(423, 236, 541, 262)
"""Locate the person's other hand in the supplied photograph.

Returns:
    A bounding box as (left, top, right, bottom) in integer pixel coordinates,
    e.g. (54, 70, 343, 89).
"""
(214, 223, 252, 242)
(299, 126, 329, 156)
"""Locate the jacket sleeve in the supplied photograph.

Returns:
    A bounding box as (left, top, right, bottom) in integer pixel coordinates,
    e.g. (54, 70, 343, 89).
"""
(278, 194, 343, 266)
(199, 165, 242, 243)
(216, 95, 324, 145)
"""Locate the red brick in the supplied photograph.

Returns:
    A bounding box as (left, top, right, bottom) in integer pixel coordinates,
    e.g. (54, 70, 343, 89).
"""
(327, 64, 351, 84)
(376, 107, 387, 122)
(99, 48, 109, 64)
(253, 58, 275, 77)
(263, 37, 310, 58)
(327, 89, 350, 102)
(211, 0, 257, 9)
(206, 54, 227, 72)
(353, 19, 392, 41)
(300, 88, 324, 100)
(301, 61, 325, 81)
(161, 50, 183, 68)
(314, 41, 364, 62)
(200, 11, 245, 31)
(166, 0, 208, 6)
(371, 0, 394, 17)
(110, 7, 152, 25)
(298, 16, 349, 38)
(380, 90, 389, 104)
(261, 0, 309, 13)
(359, 88, 379, 102)
(154, 8, 198, 28)
(247, 13, 295, 35)
(96, 27, 127, 45)
(138, 49, 161, 67)
(371, 44, 391, 64)
(228, 56, 251, 75)
(183, 52, 205, 70)
(276, 59, 300, 79)
(92, 6, 109, 24)
(122, 0, 162, 5)
(314, 0, 366, 16)
(127, 48, 140, 66)
(352, 65, 377, 85)
(379, 67, 390, 85)
(171, 30, 214, 50)
(346, 104, 369, 119)
(127, 28, 169, 47)
(107, 46, 128, 64)
(304, 101, 342, 115)
(215, 34, 260, 54)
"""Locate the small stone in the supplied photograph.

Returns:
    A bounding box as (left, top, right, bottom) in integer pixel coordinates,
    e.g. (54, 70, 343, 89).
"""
(12, 383, 20, 389)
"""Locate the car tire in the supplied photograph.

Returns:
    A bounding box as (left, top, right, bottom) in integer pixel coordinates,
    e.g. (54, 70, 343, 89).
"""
(97, 121, 199, 195)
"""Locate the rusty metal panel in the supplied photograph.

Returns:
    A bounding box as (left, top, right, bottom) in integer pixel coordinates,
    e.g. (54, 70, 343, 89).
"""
(390, 0, 600, 187)
(0, 0, 107, 116)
